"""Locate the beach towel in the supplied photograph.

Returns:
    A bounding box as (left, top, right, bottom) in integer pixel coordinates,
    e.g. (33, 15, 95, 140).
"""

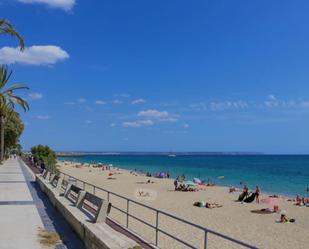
(243, 193, 256, 203)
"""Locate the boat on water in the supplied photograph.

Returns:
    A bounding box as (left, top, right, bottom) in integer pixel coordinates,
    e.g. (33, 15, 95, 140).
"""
(168, 154, 177, 157)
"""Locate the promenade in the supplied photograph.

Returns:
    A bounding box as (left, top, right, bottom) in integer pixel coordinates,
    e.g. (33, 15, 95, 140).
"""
(0, 158, 85, 249)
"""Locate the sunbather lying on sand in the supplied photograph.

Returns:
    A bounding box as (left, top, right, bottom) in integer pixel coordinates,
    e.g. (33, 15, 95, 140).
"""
(206, 202, 222, 209)
(193, 202, 222, 209)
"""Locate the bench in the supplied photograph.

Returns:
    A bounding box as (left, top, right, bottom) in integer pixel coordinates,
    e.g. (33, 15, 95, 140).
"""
(36, 173, 139, 249)
(50, 175, 59, 188)
(37, 171, 66, 205)
(44, 171, 50, 181)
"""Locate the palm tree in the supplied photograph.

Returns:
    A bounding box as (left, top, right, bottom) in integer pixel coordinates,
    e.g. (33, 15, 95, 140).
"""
(0, 65, 29, 161)
(0, 19, 25, 51)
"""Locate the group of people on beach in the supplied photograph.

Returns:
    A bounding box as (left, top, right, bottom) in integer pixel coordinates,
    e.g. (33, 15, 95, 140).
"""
(290, 195, 309, 207)
(174, 182, 198, 192)
(230, 184, 261, 204)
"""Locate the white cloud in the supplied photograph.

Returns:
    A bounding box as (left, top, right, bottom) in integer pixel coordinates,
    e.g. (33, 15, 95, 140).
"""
(123, 109, 178, 128)
(138, 109, 169, 119)
(112, 99, 123, 104)
(132, 98, 146, 105)
(95, 100, 106, 105)
(183, 123, 189, 128)
(136, 109, 178, 124)
(36, 115, 51, 120)
(110, 123, 116, 127)
(159, 117, 178, 122)
(264, 95, 298, 109)
(122, 120, 154, 128)
(0, 45, 69, 65)
(17, 0, 75, 11)
(209, 101, 248, 111)
(28, 92, 43, 100)
(264, 95, 280, 108)
(189, 100, 248, 112)
(268, 94, 276, 101)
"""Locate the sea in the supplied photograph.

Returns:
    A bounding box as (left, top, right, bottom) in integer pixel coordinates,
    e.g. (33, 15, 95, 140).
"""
(59, 154, 309, 197)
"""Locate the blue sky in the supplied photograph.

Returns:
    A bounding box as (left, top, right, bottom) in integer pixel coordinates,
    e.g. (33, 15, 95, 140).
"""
(1, 0, 309, 153)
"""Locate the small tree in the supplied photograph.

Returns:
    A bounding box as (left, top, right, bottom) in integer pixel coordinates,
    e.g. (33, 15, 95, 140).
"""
(31, 145, 58, 174)
(4, 110, 24, 158)
(0, 65, 29, 161)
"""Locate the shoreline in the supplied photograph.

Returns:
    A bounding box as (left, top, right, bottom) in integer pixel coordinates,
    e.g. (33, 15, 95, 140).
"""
(58, 158, 300, 199)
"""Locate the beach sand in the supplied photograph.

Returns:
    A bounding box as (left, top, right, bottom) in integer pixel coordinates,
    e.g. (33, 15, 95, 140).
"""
(58, 161, 309, 249)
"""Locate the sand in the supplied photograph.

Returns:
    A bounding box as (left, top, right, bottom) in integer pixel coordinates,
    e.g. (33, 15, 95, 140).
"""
(58, 161, 309, 249)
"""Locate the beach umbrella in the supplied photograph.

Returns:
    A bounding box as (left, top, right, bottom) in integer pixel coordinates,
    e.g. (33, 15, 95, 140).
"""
(262, 197, 280, 206)
(159, 172, 166, 178)
(193, 178, 202, 184)
(184, 180, 197, 186)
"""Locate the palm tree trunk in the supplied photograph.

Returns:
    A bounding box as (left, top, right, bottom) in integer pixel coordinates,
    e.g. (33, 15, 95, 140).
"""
(0, 115, 4, 161)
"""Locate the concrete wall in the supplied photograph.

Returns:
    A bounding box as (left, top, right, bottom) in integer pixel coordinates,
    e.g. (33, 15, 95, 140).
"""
(36, 175, 139, 249)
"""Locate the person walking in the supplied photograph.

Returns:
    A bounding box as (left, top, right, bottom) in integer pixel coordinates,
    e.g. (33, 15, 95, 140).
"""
(255, 186, 261, 203)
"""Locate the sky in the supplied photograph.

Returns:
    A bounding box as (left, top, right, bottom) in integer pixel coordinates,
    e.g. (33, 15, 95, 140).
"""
(1, 0, 309, 153)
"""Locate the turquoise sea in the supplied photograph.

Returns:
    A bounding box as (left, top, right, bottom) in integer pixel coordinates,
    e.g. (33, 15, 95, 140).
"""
(59, 154, 309, 197)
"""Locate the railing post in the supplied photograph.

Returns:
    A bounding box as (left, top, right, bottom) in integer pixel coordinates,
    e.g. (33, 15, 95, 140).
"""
(93, 186, 95, 195)
(126, 199, 129, 228)
(107, 192, 110, 202)
(83, 181, 85, 190)
(155, 211, 159, 246)
(204, 231, 208, 249)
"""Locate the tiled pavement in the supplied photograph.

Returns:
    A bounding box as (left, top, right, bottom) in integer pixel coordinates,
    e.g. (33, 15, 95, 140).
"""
(0, 158, 86, 249)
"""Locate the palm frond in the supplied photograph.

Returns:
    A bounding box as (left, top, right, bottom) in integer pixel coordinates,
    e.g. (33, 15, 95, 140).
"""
(0, 65, 12, 88)
(0, 65, 29, 113)
(3, 83, 29, 94)
(7, 94, 29, 112)
(0, 19, 25, 51)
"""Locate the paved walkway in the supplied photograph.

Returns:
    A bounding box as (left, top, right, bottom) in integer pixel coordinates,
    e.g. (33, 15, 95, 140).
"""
(0, 158, 85, 249)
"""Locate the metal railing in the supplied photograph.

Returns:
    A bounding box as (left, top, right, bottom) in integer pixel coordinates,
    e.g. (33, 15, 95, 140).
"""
(58, 171, 259, 249)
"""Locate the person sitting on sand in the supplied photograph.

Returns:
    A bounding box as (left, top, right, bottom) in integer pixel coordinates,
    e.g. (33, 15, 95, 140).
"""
(295, 195, 303, 206)
(279, 212, 295, 223)
(229, 186, 237, 193)
(243, 185, 249, 198)
(205, 202, 222, 209)
(183, 185, 189, 192)
(280, 213, 289, 223)
(178, 183, 185, 191)
(206, 179, 215, 186)
(188, 187, 198, 192)
(255, 186, 261, 204)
